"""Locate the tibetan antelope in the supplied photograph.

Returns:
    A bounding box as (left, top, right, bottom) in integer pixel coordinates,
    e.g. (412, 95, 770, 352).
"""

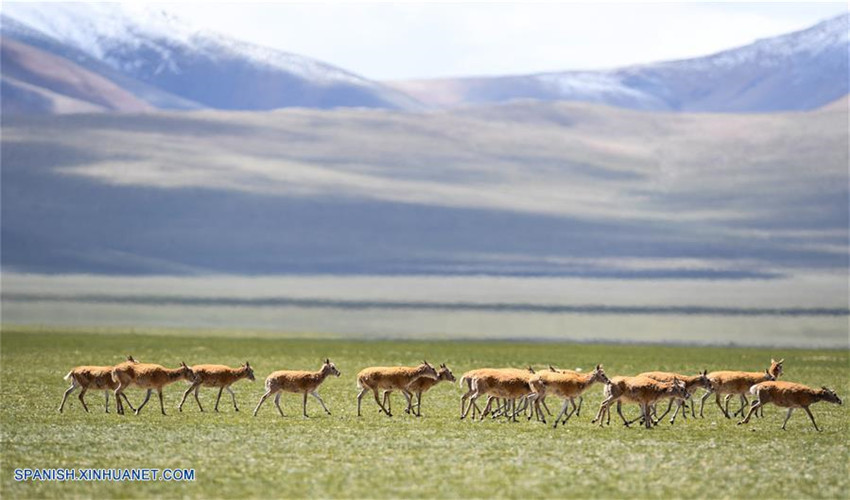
(461, 369, 537, 422)
(529, 365, 590, 421)
(112, 361, 195, 415)
(253, 359, 340, 417)
(638, 370, 711, 424)
(529, 364, 609, 427)
(593, 375, 689, 428)
(459, 367, 536, 420)
(178, 362, 255, 412)
(59, 355, 139, 413)
(537, 365, 576, 417)
(739, 381, 842, 431)
(356, 361, 438, 417)
(459, 368, 492, 418)
(404, 363, 455, 417)
(699, 359, 783, 419)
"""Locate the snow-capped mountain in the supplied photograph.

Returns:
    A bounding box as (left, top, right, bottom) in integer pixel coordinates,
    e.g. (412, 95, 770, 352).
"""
(1, 2, 423, 112)
(390, 13, 850, 112)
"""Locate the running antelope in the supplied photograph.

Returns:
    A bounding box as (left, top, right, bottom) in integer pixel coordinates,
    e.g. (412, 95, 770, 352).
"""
(530, 365, 590, 421)
(112, 361, 195, 415)
(699, 359, 783, 419)
(537, 365, 574, 417)
(254, 359, 340, 417)
(179, 362, 255, 413)
(459, 367, 536, 419)
(356, 361, 438, 417)
(403, 363, 455, 417)
(738, 381, 842, 431)
(529, 364, 609, 427)
(593, 375, 689, 428)
(462, 369, 537, 422)
(459, 368, 492, 418)
(638, 370, 711, 424)
(59, 355, 139, 413)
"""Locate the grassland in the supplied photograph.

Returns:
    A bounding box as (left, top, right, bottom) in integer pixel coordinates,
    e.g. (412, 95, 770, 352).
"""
(1, 328, 848, 499)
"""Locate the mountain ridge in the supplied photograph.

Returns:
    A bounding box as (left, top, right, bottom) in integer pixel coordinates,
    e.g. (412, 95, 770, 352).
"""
(1, 2, 424, 112)
(388, 13, 850, 112)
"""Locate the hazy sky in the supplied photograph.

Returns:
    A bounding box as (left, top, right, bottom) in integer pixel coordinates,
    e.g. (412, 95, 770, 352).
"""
(160, 2, 848, 80)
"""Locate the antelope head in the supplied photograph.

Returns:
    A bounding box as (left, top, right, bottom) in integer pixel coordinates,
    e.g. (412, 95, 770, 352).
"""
(591, 364, 609, 384)
(671, 377, 690, 400)
(769, 358, 784, 378)
(696, 369, 711, 390)
(820, 386, 842, 405)
(420, 360, 439, 380)
(178, 361, 195, 382)
(323, 358, 341, 377)
(438, 363, 455, 382)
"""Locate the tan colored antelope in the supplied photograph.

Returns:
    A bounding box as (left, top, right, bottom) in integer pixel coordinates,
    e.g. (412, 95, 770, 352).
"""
(253, 359, 340, 417)
(459, 367, 535, 419)
(356, 361, 438, 417)
(536, 365, 570, 417)
(738, 381, 842, 431)
(112, 361, 195, 415)
(528, 365, 590, 421)
(403, 363, 456, 417)
(462, 369, 537, 422)
(459, 368, 492, 418)
(529, 364, 609, 427)
(59, 355, 139, 413)
(638, 370, 711, 424)
(699, 359, 783, 419)
(178, 362, 255, 413)
(592, 375, 690, 428)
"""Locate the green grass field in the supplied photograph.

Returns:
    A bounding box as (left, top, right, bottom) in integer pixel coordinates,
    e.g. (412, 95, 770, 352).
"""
(1, 328, 848, 499)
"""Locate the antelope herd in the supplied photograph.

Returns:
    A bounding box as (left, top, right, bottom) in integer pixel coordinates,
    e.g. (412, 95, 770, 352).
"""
(59, 356, 843, 430)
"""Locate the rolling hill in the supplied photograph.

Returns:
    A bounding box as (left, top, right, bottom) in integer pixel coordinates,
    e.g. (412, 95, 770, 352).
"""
(1, 37, 153, 114)
(0, 3, 423, 113)
(389, 13, 850, 112)
(1, 101, 846, 278)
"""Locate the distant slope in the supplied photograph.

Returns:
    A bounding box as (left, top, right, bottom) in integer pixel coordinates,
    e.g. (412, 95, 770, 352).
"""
(1, 3, 423, 112)
(1, 16, 205, 112)
(1, 37, 152, 114)
(2, 102, 846, 277)
(821, 94, 849, 111)
(389, 13, 850, 112)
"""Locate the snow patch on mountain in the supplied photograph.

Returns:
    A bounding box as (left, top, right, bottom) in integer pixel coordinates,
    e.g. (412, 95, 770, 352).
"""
(2, 2, 378, 88)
